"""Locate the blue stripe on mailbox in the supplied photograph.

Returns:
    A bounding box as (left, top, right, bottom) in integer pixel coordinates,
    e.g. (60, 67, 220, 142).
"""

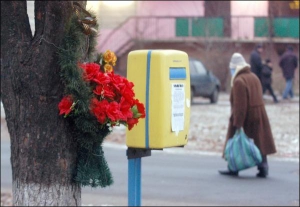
(145, 50, 152, 148)
(169, 68, 186, 80)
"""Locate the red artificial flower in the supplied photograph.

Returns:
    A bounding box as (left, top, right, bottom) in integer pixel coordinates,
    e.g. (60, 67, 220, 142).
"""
(90, 97, 99, 106)
(106, 101, 123, 122)
(103, 85, 116, 100)
(127, 118, 139, 130)
(134, 99, 146, 118)
(123, 78, 134, 89)
(58, 95, 74, 116)
(93, 85, 116, 100)
(90, 99, 109, 124)
(93, 85, 103, 96)
(93, 71, 111, 85)
(109, 73, 125, 91)
(79, 63, 100, 82)
(121, 85, 135, 105)
(61, 51, 146, 131)
(120, 78, 135, 104)
(119, 97, 133, 120)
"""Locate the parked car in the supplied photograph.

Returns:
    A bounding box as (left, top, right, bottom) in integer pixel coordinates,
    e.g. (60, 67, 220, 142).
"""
(189, 57, 221, 104)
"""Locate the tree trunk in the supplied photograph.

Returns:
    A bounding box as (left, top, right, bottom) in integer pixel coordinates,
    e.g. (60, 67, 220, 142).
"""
(1, 1, 86, 205)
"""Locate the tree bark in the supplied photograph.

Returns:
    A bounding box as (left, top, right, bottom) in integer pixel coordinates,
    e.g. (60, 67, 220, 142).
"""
(1, 1, 86, 206)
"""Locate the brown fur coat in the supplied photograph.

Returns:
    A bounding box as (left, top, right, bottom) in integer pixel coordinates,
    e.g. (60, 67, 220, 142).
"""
(223, 66, 276, 156)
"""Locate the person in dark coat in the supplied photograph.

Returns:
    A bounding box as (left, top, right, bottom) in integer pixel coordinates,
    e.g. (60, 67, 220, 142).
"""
(261, 59, 278, 103)
(279, 45, 298, 100)
(250, 43, 264, 83)
(219, 53, 276, 178)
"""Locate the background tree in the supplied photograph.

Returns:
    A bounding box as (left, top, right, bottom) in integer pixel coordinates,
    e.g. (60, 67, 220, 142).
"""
(1, 1, 87, 205)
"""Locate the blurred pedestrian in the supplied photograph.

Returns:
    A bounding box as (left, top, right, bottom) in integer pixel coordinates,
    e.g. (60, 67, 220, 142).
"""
(250, 43, 264, 83)
(219, 53, 276, 178)
(261, 58, 278, 103)
(279, 45, 298, 100)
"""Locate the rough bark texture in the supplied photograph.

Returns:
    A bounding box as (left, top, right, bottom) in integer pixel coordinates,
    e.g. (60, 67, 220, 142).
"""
(12, 180, 81, 206)
(1, 1, 86, 206)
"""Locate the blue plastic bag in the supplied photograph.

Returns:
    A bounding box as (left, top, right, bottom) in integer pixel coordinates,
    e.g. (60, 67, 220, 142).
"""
(224, 128, 262, 172)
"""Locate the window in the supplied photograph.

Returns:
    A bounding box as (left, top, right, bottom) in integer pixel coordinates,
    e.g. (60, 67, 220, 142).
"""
(189, 61, 197, 75)
(193, 60, 207, 75)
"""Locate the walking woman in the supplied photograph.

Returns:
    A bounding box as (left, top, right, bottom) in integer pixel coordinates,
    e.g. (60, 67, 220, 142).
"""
(219, 53, 277, 178)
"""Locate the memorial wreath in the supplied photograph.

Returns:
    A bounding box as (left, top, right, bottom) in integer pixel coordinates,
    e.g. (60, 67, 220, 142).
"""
(57, 2, 145, 188)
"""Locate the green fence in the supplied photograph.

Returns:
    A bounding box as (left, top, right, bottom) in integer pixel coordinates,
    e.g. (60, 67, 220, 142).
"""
(176, 17, 224, 37)
(254, 17, 299, 38)
(254, 18, 269, 37)
(176, 18, 189, 37)
(176, 17, 299, 39)
(192, 18, 223, 37)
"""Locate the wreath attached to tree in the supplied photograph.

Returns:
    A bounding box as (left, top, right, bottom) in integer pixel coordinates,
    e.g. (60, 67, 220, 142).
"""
(57, 2, 145, 188)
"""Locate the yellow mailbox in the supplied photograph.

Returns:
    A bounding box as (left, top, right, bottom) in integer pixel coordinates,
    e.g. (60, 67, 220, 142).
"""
(126, 50, 191, 149)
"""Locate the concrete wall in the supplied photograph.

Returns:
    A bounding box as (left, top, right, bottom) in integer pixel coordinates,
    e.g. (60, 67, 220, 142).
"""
(136, 1, 204, 16)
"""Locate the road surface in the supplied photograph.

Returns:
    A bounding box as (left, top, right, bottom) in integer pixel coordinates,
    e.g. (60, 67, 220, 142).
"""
(1, 140, 299, 206)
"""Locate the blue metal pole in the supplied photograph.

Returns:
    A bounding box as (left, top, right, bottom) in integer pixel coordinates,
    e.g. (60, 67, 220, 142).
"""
(135, 158, 141, 205)
(128, 158, 142, 206)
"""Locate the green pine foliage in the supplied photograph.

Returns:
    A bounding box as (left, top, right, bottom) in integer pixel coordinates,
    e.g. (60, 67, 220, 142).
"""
(58, 13, 113, 188)
(75, 146, 113, 187)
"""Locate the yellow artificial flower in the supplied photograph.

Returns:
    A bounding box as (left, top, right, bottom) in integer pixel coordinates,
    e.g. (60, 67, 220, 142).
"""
(103, 50, 113, 63)
(111, 51, 117, 66)
(103, 50, 117, 66)
(104, 63, 113, 73)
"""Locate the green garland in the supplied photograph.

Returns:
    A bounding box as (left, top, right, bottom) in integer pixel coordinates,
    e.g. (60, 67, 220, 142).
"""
(58, 11, 113, 187)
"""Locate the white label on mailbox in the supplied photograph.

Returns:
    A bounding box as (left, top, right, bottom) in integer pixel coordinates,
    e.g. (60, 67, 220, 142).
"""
(171, 83, 185, 133)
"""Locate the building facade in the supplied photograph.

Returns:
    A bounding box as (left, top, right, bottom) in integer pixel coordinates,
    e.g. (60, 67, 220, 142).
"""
(95, 1, 299, 93)
(26, 1, 299, 93)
